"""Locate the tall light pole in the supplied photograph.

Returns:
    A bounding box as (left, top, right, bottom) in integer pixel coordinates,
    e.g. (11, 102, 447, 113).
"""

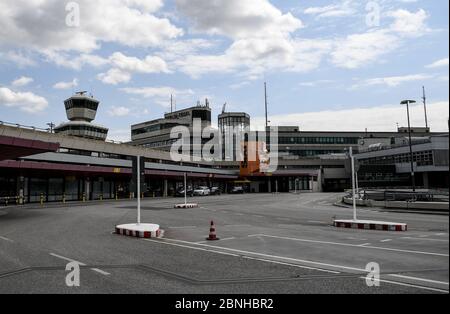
(348, 147, 357, 221)
(401, 100, 417, 192)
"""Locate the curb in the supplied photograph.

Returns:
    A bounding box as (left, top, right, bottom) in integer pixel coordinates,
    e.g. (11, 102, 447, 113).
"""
(334, 220, 407, 232)
(115, 226, 162, 239)
(174, 203, 199, 209)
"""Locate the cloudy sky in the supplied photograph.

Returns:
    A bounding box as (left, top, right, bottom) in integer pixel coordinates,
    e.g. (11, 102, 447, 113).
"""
(0, 0, 448, 141)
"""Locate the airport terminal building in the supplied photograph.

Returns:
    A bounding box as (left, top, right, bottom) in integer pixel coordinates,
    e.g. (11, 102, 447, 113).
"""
(0, 93, 448, 204)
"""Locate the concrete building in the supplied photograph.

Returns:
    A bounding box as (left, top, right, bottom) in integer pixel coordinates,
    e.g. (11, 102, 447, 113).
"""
(54, 92, 109, 141)
(218, 112, 251, 161)
(131, 100, 212, 152)
(355, 134, 449, 189)
(1, 93, 448, 203)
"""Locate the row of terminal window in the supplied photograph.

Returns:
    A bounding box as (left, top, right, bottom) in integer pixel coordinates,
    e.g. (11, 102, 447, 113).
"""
(280, 150, 343, 157)
(64, 99, 99, 111)
(359, 151, 434, 166)
(278, 137, 359, 145)
(57, 125, 108, 135)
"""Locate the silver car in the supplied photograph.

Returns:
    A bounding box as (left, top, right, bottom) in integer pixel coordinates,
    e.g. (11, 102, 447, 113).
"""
(193, 186, 211, 196)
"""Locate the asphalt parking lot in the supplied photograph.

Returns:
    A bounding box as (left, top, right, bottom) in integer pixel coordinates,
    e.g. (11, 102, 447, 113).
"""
(0, 193, 448, 294)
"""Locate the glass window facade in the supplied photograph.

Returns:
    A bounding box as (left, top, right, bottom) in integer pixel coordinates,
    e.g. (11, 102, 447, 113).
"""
(64, 99, 99, 111)
(278, 137, 359, 145)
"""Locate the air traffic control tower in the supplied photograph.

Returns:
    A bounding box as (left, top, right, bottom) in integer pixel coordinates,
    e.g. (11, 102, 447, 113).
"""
(54, 91, 109, 141)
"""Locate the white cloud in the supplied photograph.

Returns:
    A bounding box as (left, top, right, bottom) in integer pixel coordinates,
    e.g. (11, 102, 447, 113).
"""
(121, 86, 194, 99)
(98, 52, 169, 85)
(0, 0, 182, 54)
(43, 52, 109, 70)
(176, 0, 303, 39)
(331, 30, 399, 69)
(120, 86, 195, 108)
(251, 101, 450, 132)
(12, 76, 33, 87)
(173, 0, 307, 79)
(53, 79, 79, 90)
(0, 51, 36, 67)
(426, 58, 449, 69)
(299, 80, 335, 87)
(326, 8, 431, 70)
(98, 69, 132, 85)
(108, 106, 131, 117)
(352, 74, 434, 89)
(388, 9, 429, 37)
(304, 1, 357, 19)
(0, 87, 48, 113)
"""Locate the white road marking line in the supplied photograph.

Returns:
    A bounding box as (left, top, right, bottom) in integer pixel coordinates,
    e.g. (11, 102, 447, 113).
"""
(234, 213, 245, 216)
(358, 277, 448, 294)
(380, 239, 392, 243)
(346, 237, 367, 241)
(154, 238, 366, 272)
(242, 256, 340, 274)
(308, 221, 327, 224)
(150, 237, 448, 292)
(248, 234, 449, 257)
(388, 274, 449, 286)
(252, 215, 264, 218)
(143, 239, 241, 258)
(435, 233, 447, 236)
(219, 237, 236, 242)
(0, 236, 14, 242)
(49, 253, 87, 266)
(144, 238, 338, 274)
(91, 268, 110, 276)
(225, 224, 252, 228)
(358, 243, 371, 247)
(196, 237, 236, 244)
(401, 237, 449, 242)
(419, 235, 430, 238)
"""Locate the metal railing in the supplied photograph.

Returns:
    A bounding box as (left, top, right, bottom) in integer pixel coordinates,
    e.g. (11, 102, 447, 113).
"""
(0, 120, 124, 144)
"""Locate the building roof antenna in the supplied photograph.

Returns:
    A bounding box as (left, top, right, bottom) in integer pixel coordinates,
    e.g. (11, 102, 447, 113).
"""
(422, 86, 429, 129)
(264, 82, 269, 130)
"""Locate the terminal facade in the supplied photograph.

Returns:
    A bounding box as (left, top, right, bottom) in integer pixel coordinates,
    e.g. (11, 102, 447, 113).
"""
(0, 93, 448, 204)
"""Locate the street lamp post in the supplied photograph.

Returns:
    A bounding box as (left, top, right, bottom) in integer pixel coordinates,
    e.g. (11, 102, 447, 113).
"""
(400, 100, 417, 192)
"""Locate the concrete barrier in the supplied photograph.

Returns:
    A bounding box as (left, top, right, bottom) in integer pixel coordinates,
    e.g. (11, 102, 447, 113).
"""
(342, 196, 449, 212)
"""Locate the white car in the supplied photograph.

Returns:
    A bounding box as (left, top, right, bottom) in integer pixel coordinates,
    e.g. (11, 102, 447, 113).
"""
(193, 187, 210, 196)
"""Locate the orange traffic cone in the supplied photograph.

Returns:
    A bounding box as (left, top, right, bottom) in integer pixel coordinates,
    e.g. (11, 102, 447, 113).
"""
(206, 221, 220, 241)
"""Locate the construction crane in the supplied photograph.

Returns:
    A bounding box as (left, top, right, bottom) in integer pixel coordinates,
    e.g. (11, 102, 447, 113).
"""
(222, 103, 227, 114)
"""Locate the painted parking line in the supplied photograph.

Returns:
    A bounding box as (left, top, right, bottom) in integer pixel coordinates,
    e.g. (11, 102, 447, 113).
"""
(380, 239, 392, 243)
(388, 274, 449, 286)
(144, 237, 448, 292)
(50, 253, 109, 276)
(401, 237, 449, 242)
(91, 268, 110, 276)
(224, 224, 252, 228)
(197, 237, 236, 244)
(0, 236, 14, 243)
(358, 277, 448, 294)
(143, 238, 338, 274)
(248, 234, 449, 257)
(50, 253, 87, 266)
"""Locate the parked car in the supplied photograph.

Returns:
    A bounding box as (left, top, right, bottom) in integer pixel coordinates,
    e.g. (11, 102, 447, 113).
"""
(193, 186, 211, 196)
(230, 186, 245, 194)
(176, 187, 194, 197)
(209, 187, 221, 195)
